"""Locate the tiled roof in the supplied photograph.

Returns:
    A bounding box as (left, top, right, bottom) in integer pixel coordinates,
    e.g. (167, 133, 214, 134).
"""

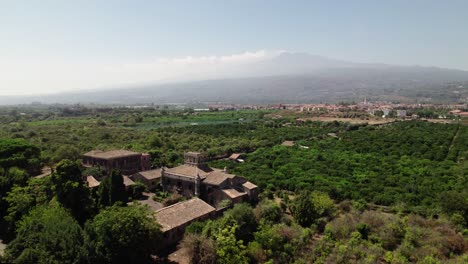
(222, 188, 248, 199)
(229, 153, 242, 160)
(165, 164, 212, 179)
(83, 150, 140, 159)
(242, 181, 258, 190)
(133, 169, 162, 180)
(123, 175, 135, 186)
(281, 141, 295, 146)
(203, 171, 235, 186)
(86, 175, 100, 188)
(155, 198, 215, 232)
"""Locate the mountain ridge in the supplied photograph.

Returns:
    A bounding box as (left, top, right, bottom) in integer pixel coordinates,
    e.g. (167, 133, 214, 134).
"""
(2, 52, 468, 105)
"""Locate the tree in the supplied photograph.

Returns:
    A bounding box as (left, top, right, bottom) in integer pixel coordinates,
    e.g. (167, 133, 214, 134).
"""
(255, 200, 282, 224)
(0, 177, 52, 241)
(439, 191, 468, 224)
(98, 170, 127, 207)
(0, 139, 41, 176)
(214, 222, 248, 264)
(293, 191, 316, 227)
(4, 204, 86, 264)
(52, 145, 80, 163)
(51, 159, 94, 222)
(311, 191, 335, 218)
(292, 191, 335, 228)
(84, 205, 162, 264)
(130, 181, 147, 199)
(224, 203, 258, 242)
(180, 233, 217, 264)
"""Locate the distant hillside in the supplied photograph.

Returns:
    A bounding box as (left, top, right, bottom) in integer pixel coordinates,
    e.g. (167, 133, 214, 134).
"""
(2, 53, 468, 105)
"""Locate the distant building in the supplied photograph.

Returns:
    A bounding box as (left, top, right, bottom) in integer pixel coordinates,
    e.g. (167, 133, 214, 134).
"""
(85, 174, 135, 191)
(82, 150, 151, 175)
(229, 153, 241, 160)
(161, 152, 258, 208)
(228, 153, 245, 162)
(281, 140, 295, 147)
(382, 108, 391, 117)
(155, 198, 216, 246)
(131, 169, 162, 191)
(396, 110, 407, 118)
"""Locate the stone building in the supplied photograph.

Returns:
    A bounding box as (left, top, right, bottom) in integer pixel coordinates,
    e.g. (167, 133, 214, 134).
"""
(82, 150, 151, 175)
(131, 169, 162, 191)
(161, 152, 258, 208)
(155, 198, 216, 246)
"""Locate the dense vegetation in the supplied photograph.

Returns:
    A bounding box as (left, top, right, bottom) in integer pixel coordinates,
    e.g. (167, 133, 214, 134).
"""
(182, 196, 466, 263)
(0, 157, 160, 263)
(0, 106, 466, 263)
(211, 122, 467, 217)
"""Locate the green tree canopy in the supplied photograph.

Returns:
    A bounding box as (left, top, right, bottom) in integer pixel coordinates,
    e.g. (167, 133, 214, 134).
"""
(97, 169, 127, 207)
(51, 159, 94, 222)
(224, 203, 258, 242)
(4, 204, 86, 264)
(292, 191, 335, 227)
(0, 139, 41, 176)
(84, 205, 162, 264)
(2, 177, 53, 241)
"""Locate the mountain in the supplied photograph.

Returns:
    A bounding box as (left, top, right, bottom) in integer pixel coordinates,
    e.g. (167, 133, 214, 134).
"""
(2, 52, 468, 105)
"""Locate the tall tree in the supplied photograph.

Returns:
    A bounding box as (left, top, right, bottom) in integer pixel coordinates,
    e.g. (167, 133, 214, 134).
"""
(51, 159, 94, 222)
(293, 191, 316, 227)
(0, 139, 41, 176)
(214, 220, 248, 264)
(84, 205, 162, 264)
(98, 169, 127, 207)
(2, 177, 53, 241)
(4, 204, 86, 264)
(224, 203, 258, 242)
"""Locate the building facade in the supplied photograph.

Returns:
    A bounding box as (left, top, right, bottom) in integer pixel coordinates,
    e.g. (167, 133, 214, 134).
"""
(161, 152, 259, 208)
(155, 198, 216, 246)
(82, 150, 151, 175)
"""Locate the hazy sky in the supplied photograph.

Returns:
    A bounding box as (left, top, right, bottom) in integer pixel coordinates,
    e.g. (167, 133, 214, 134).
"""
(1, 0, 467, 95)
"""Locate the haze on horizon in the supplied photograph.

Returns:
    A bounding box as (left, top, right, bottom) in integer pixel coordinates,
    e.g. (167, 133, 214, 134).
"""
(1, 0, 468, 96)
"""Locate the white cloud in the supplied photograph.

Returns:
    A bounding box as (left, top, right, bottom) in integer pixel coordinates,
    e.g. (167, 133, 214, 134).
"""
(0, 50, 282, 95)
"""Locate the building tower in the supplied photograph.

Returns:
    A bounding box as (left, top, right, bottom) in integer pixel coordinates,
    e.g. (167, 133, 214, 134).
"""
(184, 152, 205, 166)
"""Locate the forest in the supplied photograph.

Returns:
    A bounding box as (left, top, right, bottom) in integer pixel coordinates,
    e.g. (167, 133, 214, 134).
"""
(0, 106, 466, 263)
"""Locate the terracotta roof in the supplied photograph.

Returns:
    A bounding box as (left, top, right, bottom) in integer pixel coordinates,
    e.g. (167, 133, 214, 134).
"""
(281, 141, 295, 146)
(83, 150, 140, 160)
(86, 175, 100, 188)
(229, 153, 242, 160)
(155, 198, 215, 232)
(242, 181, 258, 190)
(203, 171, 235, 186)
(222, 188, 248, 199)
(133, 169, 162, 180)
(165, 164, 212, 179)
(123, 175, 135, 186)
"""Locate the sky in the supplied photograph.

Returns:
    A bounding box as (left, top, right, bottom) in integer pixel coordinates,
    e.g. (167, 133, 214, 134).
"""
(1, 0, 468, 95)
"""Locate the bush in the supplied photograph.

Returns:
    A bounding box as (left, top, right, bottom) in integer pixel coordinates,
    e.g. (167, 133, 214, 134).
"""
(163, 193, 185, 207)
